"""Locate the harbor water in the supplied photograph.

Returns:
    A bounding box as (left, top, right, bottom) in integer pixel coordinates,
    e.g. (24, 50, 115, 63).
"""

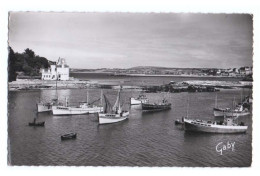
(8, 75, 252, 167)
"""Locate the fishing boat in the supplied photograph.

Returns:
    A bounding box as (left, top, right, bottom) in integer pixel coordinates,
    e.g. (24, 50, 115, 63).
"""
(213, 93, 250, 117)
(61, 133, 77, 140)
(183, 117, 248, 133)
(28, 113, 45, 127)
(184, 96, 248, 133)
(52, 90, 103, 115)
(98, 89, 129, 124)
(52, 99, 103, 115)
(130, 94, 148, 105)
(142, 98, 171, 111)
(213, 106, 250, 117)
(37, 98, 58, 112)
(37, 66, 59, 112)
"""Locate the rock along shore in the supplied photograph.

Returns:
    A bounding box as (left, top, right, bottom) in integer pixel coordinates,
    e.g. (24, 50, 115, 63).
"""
(8, 78, 252, 92)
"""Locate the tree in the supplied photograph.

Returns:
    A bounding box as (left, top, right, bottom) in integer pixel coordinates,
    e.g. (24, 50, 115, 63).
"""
(24, 48, 35, 58)
(8, 47, 17, 82)
(8, 47, 51, 80)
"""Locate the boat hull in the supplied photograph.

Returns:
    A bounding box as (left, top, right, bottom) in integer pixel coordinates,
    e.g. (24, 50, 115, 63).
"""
(52, 106, 103, 115)
(130, 98, 148, 105)
(213, 108, 250, 117)
(98, 112, 129, 124)
(28, 122, 45, 127)
(142, 103, 171, 111)
(37, 103, 52, 112)
(61, 133, 77, 140)
(184, 119, 247, 134)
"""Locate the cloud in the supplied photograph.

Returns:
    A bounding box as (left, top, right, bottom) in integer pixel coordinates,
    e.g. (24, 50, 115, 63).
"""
(8, 12, 253, 69)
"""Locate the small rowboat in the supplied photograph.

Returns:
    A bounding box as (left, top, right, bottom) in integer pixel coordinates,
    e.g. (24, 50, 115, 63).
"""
(61, 133, 77, 140)
(28, 121, 45, 127)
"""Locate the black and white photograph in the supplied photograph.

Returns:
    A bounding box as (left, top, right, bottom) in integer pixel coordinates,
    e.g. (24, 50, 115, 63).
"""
(7, 11, 253, 167)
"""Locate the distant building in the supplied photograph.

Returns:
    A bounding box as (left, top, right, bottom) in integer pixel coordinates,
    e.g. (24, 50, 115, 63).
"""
(40, 58, 70, 81)
(228, 72, 236, 77)
(216, 69, 221, 75)
(239, 67, 252, 76)
(233, 68, 239, 73)
(221, 72, 229, 76)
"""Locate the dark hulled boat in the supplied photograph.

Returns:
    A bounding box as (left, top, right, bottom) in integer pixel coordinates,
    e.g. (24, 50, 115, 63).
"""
(142, 99, 171, 111)
(28, 113, 45, 127)
(28, 121, 45, 127)
(61, 133, 77, 140)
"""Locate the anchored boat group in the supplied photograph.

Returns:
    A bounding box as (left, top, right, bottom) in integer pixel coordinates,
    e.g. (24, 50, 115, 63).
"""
(33, 85, 252, 135)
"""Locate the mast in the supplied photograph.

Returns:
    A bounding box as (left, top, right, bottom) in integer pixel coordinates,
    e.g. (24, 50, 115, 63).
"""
(100, 89, 103, 106)
(34, 112, 37, 123)
(55, 58, 58, 99)
(232, 97, 235, 117)
(186, 96, 189, 118)
(103, 94, 107, 113)
(215, 93, 218, 108)
(118, 89, 122, 113)
(87, 89, 89, 105)
(65, 97, 68, 107)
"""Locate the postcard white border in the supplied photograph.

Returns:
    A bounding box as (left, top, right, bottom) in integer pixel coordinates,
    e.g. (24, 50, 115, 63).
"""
(1, 0, 260, 176)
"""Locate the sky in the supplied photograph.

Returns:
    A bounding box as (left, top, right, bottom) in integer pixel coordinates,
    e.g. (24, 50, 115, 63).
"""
(8, 12, 253, 69)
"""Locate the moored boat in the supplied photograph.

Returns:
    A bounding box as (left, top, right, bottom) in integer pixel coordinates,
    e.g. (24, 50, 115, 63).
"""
(37, 99, 58, 112)
(213, 106, 250, 117)
(52, 102, 103, 115)
(28, 121, 45, 127)
(61, 133, 77, 140)
(98, 89, 129, 124)
(28, 113, 45, 127)
(213, 93, 250, 117)
(52, 90, 103, 115)
(183, 117, 247, 134)
(142, 98, 171, 111)
(130, 94, 148, 105)
(37, 66, 59, 113)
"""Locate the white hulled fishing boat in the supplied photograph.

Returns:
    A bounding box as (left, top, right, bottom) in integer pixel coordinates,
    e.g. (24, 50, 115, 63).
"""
(213, 105, 250, 117)
(182, 95, 247, 133)
(183, 117, 248, 133)
(52, 90, 103, 115)
(37, 98, 58, 112)
(37, 61, 60, 113)
(213, 94, 250, 117)
(98, 89, 129, 124)
(130, 93, 148, 105)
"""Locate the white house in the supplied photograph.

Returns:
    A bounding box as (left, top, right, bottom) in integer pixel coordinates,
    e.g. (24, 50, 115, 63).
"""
(41, 58, 70, 81)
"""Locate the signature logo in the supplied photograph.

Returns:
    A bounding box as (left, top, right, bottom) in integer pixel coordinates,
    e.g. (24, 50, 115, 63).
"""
(216, 141, 235, 155)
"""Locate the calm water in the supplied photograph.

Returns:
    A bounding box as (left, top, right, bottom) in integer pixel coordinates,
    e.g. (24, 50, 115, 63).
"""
(8, 75, 252, 167)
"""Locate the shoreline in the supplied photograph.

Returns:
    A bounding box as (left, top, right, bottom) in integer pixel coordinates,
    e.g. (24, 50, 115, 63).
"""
(8, 78, 252, 92)
(71, 72, 244, 79)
